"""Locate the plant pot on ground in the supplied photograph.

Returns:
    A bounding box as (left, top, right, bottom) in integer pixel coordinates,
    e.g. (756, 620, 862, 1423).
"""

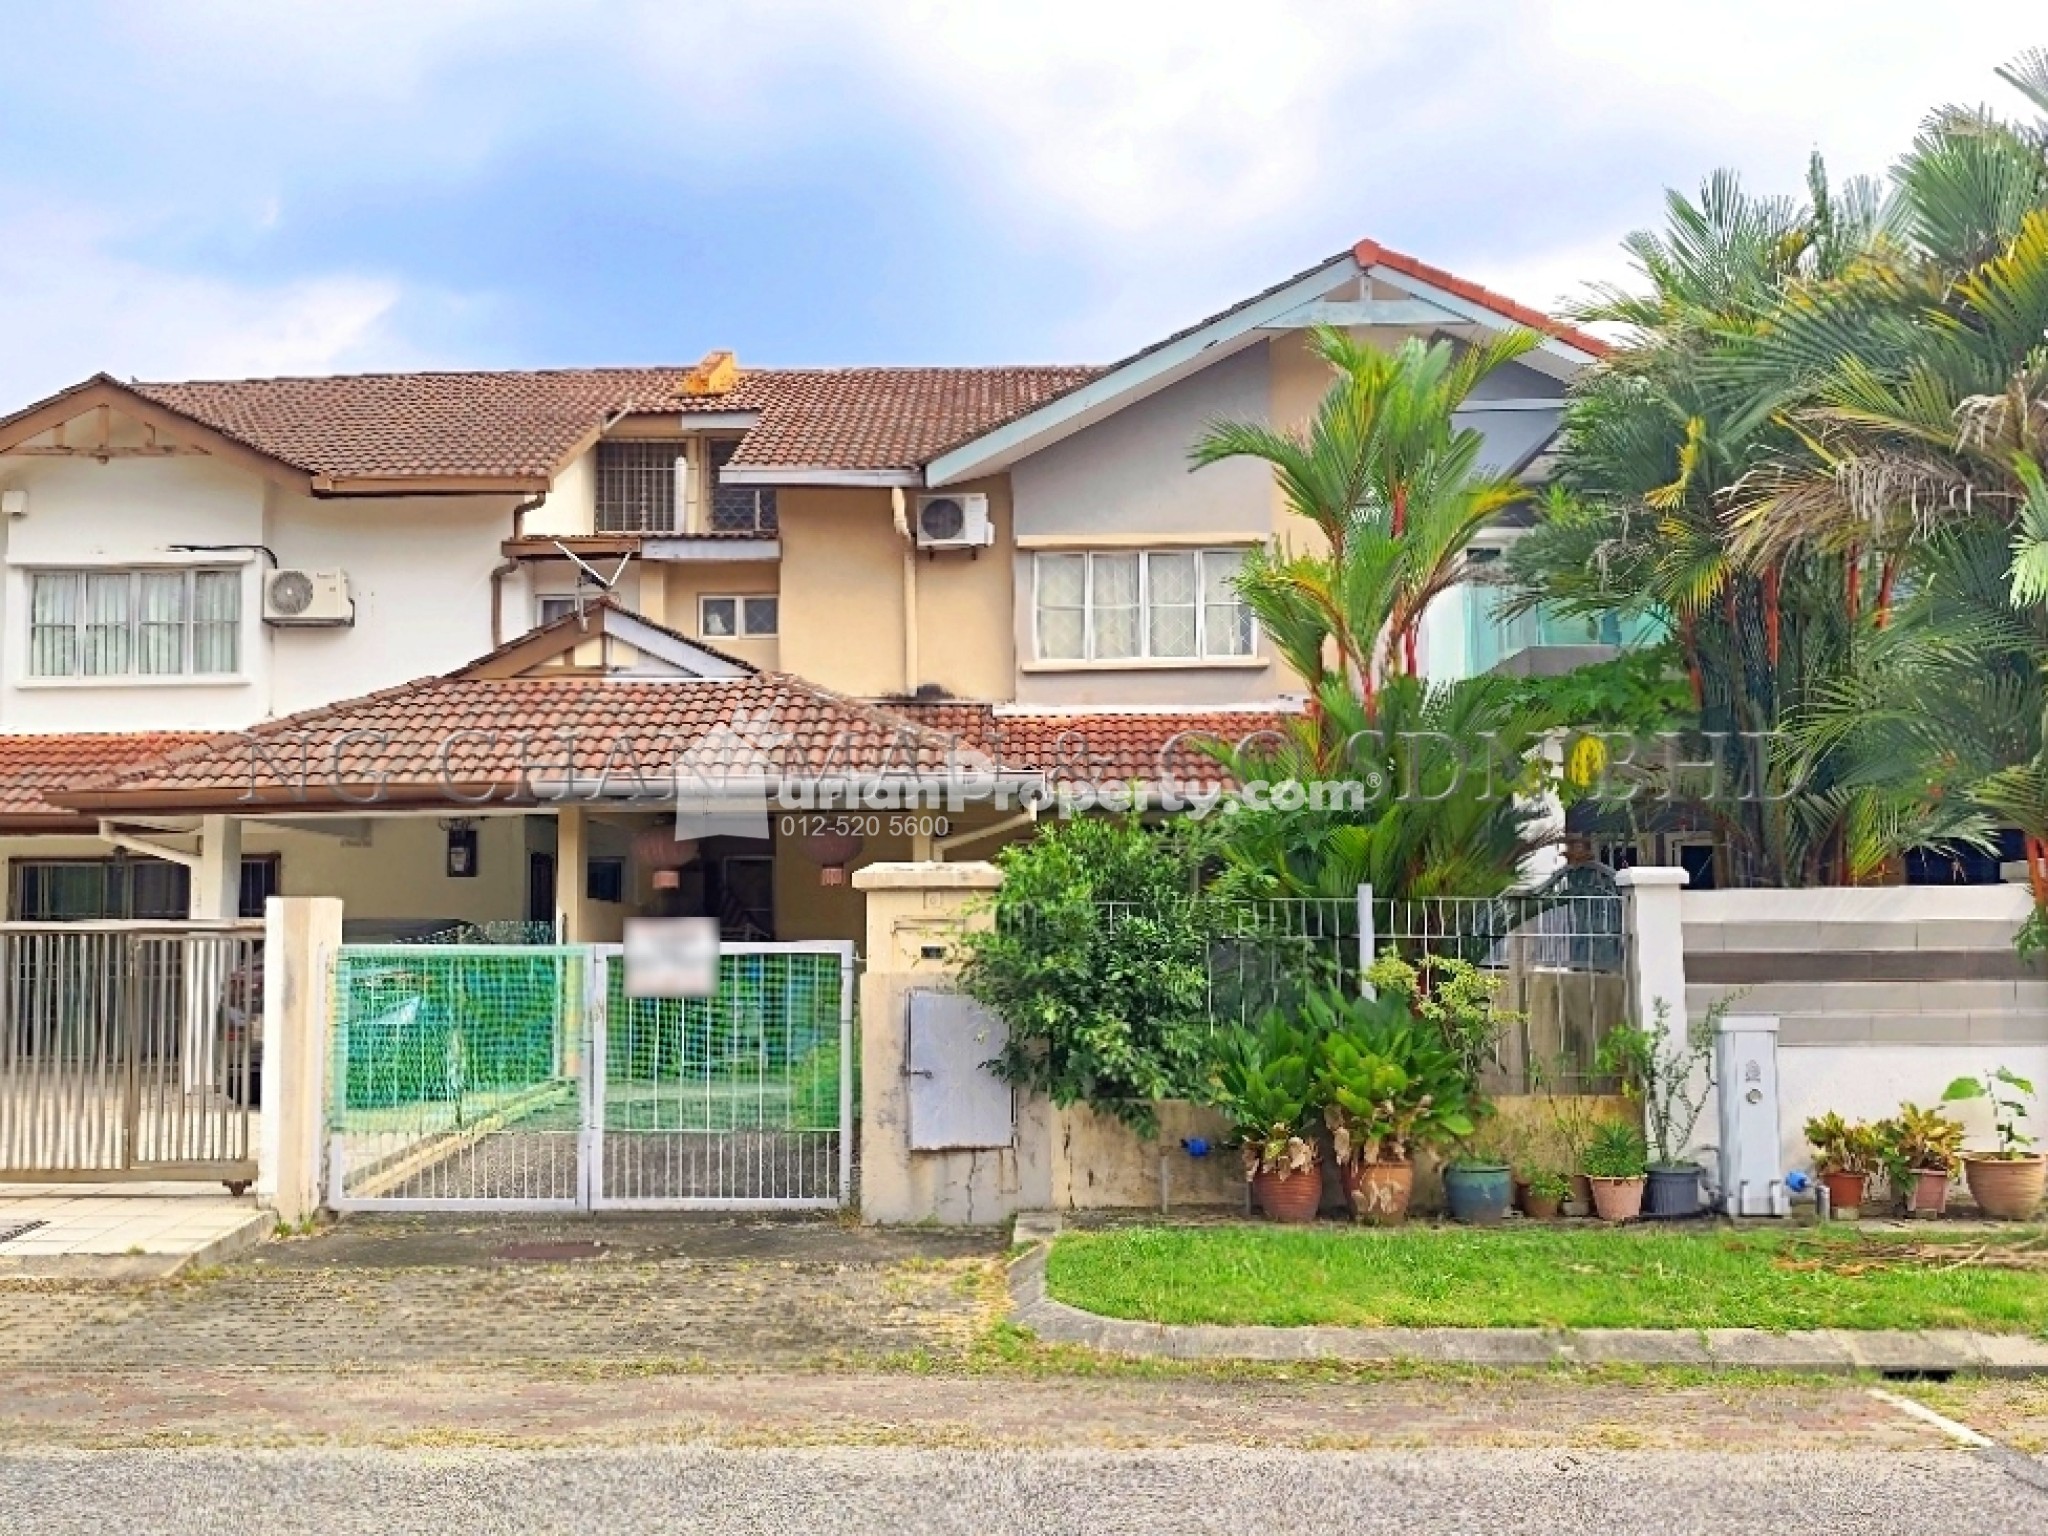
(1804, 1111, 1884, 1222)
(1443, 1160, 1514, 1224)
(1877, 1102, 1965, 1219)
(1582, 1120, 1648, 1223)
(1944, 1069, 2046, 1221)
(1310, 983, 1475, 1228)
(1594, 997, 1718, 1218)
(1523, 1170, 1571, 1221)
(1214, 1008, 1324, 1224)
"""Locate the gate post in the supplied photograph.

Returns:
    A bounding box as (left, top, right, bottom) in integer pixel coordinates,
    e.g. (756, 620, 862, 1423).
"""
(257, 896, 343, 1223)
(851, 861, 1050, 1224)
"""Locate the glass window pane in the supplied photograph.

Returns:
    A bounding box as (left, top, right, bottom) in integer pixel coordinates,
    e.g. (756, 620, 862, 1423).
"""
(1090, 554, 1141, 660)
(701, 597, 737, 637)
(191, 570, 240, 673)
(1146, 553, 1198, 658)
(1201, 550, 1253, 657)
(29, 573, 78, 678)
(82, 572, 134, 676)
(137, 571, 188, 675)
(1034, 555, 1086, 660)
(741, 597, 778, 635)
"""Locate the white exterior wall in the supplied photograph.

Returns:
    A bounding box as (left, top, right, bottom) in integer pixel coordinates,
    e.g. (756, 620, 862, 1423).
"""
(523, 447, 595, 537)
(0, 439, 532, 731)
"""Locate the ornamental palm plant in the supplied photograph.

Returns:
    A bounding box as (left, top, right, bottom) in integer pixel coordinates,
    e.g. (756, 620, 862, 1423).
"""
(1190, 326, 1552, 900)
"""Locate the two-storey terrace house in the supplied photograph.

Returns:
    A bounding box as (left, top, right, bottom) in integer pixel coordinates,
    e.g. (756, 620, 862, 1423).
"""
(0, 240, 1608, 947)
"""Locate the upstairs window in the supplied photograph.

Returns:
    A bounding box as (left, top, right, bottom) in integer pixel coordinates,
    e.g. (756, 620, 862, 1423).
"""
(1033, 548, 1253, 663)
(29, 567, 241, 679)
(700, 594, 778, 638)
(709, 440, 777, 534)
(596, 440, 688, 533)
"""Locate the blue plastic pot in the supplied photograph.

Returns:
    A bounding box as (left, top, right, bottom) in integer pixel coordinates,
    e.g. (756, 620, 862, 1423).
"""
(1443, 1161, 1514, 1225)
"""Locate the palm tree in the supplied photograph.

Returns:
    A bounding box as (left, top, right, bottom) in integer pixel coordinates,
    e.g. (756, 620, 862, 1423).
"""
(1188, 326, 1552, 899)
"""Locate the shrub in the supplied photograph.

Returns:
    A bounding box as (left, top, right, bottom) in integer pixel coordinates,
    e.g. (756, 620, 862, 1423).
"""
(956, 813, 1222, 1137)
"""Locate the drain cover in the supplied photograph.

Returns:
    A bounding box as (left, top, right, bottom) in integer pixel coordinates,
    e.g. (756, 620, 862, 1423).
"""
(0, 1220, 48, 1247)
(494, 1240, 607, 1263)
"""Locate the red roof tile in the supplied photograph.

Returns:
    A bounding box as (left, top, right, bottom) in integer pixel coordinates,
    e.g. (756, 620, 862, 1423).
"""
(0, 732, 216, 825)
(893, 703, 1298, 791)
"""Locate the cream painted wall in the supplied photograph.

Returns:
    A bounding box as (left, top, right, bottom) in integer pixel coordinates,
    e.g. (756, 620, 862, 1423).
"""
(523, 447, 595, 537)
(653, 559, 782, 671)
(777, 482, 1018, 701)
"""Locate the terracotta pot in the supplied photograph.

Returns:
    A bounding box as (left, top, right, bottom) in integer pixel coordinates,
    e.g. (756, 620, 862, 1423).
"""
(1523, 1192, 1563, 1221)
(1962, 1154, 2047, 1221)
(1821, 1169, 1868, 1220)
(1569, 1173, 1595, 1211)
(1906, 1167, 1952, 1219)
(1251, 1165, 1323, 1223)
(1588, 1175, 1645, 1222)
(1343, 1159, 1414, 1225)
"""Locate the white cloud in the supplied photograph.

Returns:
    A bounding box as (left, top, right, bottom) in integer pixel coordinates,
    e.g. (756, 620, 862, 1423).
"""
(0, 195, 412, 404)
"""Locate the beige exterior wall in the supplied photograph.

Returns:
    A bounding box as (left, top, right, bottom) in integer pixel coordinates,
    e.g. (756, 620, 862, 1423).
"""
(651, 559, 781, 671)
(774, 481, 1013, 702)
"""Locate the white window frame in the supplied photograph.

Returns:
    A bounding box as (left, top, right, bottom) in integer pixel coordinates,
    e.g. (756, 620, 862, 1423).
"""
(25, 566, 243, 681)
(1031, 548, 1255, 665)
(536, 594, 583, 627)
(699, 593, 778, 638)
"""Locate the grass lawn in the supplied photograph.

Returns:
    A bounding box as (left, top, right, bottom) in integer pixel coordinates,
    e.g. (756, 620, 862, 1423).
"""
(1044, 1224, 2048, 1334)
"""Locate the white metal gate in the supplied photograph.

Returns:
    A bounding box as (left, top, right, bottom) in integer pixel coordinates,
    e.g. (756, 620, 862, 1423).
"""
(324, 940, 854, 1212)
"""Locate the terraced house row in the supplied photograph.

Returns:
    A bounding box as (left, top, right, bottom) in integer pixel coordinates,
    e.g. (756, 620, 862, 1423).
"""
(0, 239, 1609, 946)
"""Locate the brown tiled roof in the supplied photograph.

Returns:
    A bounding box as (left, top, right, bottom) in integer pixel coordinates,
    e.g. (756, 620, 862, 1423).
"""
(0, 731, 216, 826)
(128, 365, 1098, 484)
(893, 703, 1298, 791)
(58, 676, 996, 813)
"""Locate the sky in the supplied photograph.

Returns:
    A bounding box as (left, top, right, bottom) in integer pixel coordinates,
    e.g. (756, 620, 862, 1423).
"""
(0, 2, 2041, 404)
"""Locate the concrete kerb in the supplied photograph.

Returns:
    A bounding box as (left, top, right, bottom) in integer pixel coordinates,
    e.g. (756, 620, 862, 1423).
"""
(0, 1204, 270, 1283)
(1004, 1212, 2048, 1376)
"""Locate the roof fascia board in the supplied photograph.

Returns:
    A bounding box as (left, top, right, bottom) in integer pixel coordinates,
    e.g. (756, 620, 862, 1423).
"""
(311, 473, 552, 496)
(600, 608, 752, 677)
(671, 412, 762, 431)
(717, 467, 920, 487)
(1359, 261, 1599, 374)
(925, 254, 1360, 487)
(0, 378, 314, 495)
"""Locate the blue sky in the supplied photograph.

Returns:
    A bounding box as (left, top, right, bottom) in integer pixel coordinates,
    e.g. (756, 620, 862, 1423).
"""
(0, 2, 2039, 403)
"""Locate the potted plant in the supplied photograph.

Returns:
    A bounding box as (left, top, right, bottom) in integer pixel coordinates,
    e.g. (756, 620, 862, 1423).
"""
(1443, 1142, 1516, 1225)
(1594, 997, 1717, 1218)
(1523, 1170, 1571, 1221)
(1876, 1102, 1965, 1219)
(1942, 1067, 2046, 1220)
(1804, 1112, 1883, 1219)
(1213, 1008, 1323, 1222)
(1581, 1120, 1648, 1221)
(1311, 986, 1474, 1225)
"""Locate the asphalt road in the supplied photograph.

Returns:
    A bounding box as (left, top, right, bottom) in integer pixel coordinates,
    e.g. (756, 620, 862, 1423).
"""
(5, 1446, 2047, 1536)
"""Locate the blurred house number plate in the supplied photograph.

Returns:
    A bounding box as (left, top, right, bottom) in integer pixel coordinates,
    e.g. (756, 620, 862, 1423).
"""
(624, 917, 720, 998)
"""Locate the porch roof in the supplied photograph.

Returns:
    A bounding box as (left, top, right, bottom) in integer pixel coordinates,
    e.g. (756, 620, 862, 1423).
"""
(0, 731, 217, 831)
(893, 702, 1301, 792)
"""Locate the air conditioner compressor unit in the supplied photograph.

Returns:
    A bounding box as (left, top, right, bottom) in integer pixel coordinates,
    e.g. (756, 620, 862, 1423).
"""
(914, 493, 994, 550)
(262, 568, 354, 626)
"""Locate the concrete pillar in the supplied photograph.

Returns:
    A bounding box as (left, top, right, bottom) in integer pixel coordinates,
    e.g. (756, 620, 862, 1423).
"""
(257, 896, 343, 1223)
(851, 860, 1050, 1224)
(555, 805, 591, 942)
(1617, 865, 1700, 1158)
(190, 814, 243, 919)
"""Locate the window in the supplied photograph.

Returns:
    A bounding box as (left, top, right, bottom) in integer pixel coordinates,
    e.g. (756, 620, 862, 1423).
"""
(709, 440, 777, 534)
(10, 854, 279, 920)
(586, 857, 626, 904)
(700, 594, 778, 638)
(1033, 549, 1252, 663)
(596, 440, 689, 533)
(536, 594, 582, 627)
(29, 567, 241, 679)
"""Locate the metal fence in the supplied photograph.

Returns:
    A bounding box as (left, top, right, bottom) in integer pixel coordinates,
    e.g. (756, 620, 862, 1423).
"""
(1090, 873, 1626, 1093)
(0, 921, 262, 1184)
(324, 940, 854, 1211)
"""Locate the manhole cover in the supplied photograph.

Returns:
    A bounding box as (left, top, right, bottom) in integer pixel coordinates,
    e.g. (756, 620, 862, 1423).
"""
(0, 1220, 48, 1247)
(494, 1240, 608, 1263)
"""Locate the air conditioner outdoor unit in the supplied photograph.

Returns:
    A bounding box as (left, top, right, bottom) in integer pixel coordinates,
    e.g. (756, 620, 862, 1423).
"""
(914, 493, 994, 550)
(262, 568, 354, 626)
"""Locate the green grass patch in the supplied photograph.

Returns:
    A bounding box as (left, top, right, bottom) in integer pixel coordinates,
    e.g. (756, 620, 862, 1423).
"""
(1045, 1225, 2048, 1334)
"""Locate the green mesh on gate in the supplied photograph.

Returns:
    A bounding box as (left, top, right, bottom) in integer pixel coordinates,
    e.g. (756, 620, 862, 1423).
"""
(603, 949, 847, 1133)
(329, 946, 585, 1119)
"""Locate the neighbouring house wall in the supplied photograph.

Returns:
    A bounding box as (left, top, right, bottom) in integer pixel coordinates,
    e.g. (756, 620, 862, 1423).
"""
(1681, 884, 2047, 1178)
(776, 483, 1014, 702)
(1009, 346, 1281, 708)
